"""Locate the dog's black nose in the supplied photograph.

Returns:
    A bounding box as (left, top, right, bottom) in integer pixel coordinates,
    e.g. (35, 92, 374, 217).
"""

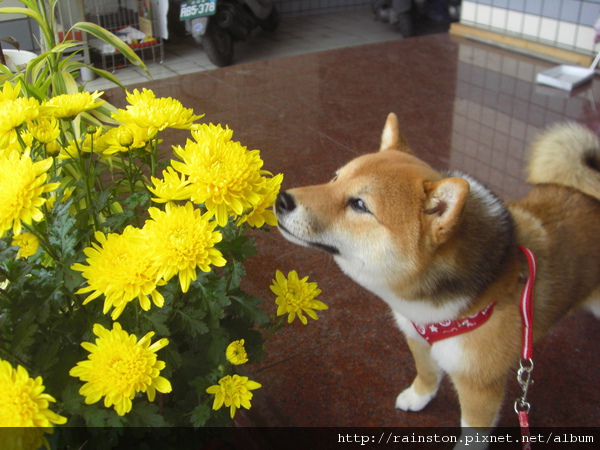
(276, 192, 296, 213)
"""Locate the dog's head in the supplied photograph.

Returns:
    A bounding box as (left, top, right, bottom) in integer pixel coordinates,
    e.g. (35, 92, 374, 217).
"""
(275, 114, 470, 289)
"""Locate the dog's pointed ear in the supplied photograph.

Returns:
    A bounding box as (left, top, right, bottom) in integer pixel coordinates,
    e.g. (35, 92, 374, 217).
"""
(380, 113, 412, 154)
(423, 177, 470, 245)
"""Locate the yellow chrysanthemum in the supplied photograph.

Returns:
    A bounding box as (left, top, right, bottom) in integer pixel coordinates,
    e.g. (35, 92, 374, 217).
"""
(11, 232, 39, 258)
(0, 358, 67, 427)
(112, 88, 203, 135)
(0, 140, 25, 157)
(0, 97, 42, 147)
(191, 122, 234, 143)
(0, 80, 20, 102)
(225, 339, 249, 365)
(45, 91, 104, 119)
(270, 270, 328, 325)
(172, 124, 267, 226)
(29, 117, 60, 144)
(102, 123, 156, 155)
(19, 129, 35, 147)
(57, 127, 105, 159)
(206, 374, 261, 419)
(0, 150, 59, 237)
(148, 166, 193, 203)
(237, 173, 283, 228)
(69, 322, 172, 416)
(142, 202, 226, 293)
(44, 141, 61, 156)
(71, 226, 165, 320)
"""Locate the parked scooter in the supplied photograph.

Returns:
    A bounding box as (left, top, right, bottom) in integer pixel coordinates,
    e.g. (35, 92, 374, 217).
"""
(170, 0, 279, 67)
(372, 1, 460, 38)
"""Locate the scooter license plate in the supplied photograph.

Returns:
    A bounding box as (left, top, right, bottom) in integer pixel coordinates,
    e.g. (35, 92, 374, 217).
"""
(179, 0, 217, 21)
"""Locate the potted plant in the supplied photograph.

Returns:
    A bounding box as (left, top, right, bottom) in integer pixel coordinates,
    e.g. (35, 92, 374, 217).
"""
(0, 1, 327, 448)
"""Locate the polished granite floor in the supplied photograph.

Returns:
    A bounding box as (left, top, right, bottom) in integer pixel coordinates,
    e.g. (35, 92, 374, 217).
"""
(101, 29, 599, 443)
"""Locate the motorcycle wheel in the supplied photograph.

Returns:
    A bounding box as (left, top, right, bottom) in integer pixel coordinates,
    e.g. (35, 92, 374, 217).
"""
(202, 22, 234, 67)
(260, 6, 280, 32)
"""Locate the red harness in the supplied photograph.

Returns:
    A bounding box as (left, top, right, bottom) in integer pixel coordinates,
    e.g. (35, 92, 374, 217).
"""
(410, 246, 537, 449)
(412, 301, 497, 344)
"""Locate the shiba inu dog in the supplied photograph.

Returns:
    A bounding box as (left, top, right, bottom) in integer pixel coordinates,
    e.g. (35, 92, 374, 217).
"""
(275, 113, 600, 436)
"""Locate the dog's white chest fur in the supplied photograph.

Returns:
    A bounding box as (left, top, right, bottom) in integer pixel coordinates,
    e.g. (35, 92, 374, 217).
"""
(336, 255, 469, 373)
(335, 254, 469, 323)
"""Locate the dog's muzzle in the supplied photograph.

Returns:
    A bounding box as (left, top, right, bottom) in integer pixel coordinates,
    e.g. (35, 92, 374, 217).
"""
(275, 191, 340, 256)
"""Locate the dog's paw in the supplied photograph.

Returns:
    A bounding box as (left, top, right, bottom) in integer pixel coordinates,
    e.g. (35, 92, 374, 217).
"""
(395, 385, 437, 412)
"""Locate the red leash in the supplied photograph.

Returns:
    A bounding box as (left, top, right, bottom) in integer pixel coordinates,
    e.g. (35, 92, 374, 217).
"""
(515, 246, 537, 450)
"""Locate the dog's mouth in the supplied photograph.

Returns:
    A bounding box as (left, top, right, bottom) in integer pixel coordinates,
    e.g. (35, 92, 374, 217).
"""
(277, 223, 340, 256)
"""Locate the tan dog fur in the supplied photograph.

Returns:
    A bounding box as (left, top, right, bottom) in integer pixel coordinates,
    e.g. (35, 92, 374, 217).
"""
(275, 114, 600, 435)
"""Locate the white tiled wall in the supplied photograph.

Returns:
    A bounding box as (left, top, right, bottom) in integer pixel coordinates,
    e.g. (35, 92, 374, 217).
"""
(461, 0, 600, 54)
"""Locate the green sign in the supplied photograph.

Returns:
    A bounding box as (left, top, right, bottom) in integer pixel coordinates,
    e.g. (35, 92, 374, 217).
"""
(179, 0, 217, 21)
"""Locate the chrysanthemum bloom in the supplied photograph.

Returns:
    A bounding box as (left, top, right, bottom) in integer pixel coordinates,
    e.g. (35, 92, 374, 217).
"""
(0, 80, 20, 102)
(69, 322, 172, 416)
(142, 202, 226, 292)
(226, 340, 249, 365)
(206, 374, 261, 419)
(102, 123, 156, 155)
(191, 121, 234, 144)
(0, 150, 59, 237)
(11, 232, 39, 258)
(0, 96, 42, 147)
(57, 127, 105, 159)
(112, 88, 203, 135)
(0, 140, 25, 158)
(172, 123, 267, 226)
(45, 91, 104, 119)
(71, 226, 165, 320)
(237, 173, 283, 228)
(148, 166, 193, 203)
(29, 117, 60, 144)
(45, 141, 61, 156)
(270, 270, 328, 325)
(0, 358, 67, 427)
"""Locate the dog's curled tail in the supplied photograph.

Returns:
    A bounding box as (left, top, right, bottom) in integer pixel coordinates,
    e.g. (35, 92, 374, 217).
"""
(527, 122, 600, 200)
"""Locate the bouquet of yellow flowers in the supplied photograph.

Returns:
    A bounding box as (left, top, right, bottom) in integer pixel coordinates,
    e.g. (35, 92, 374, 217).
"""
(0, 2, 330, 448)
(0, 76, 283, 433)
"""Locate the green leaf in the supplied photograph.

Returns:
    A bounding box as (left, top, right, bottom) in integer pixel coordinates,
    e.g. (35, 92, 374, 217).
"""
(227, 259, 245, 291)
(71, 22, 149, 76)
(12, 318, 37, 359)
(61, 383, 85, 415)
(171, 304, 209, 337)
(141, 307, 171, 336)
(46, 199, 82, 263)
(84, 66, 127, 92)
(0, 7, 44, 24)
(199, 277, 232, 330)
(190, 403, 212, 427)
(52, 70, 79, 95)
(230, 291, 269, 326)
(85, 407, 111, 427)
(127, 402, 168, 427)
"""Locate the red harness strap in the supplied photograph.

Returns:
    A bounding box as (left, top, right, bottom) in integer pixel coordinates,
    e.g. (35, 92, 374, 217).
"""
(410, 246, 538, 449)
(412, 302, 497, 344)
(515, 245, 537, 450)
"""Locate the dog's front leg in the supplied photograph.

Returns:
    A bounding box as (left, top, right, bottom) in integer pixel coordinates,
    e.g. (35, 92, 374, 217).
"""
(395, 337, 442, 411)
(449, 373, 505, 449)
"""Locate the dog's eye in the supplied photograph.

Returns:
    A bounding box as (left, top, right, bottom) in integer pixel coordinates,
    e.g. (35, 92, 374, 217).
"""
(331, 173, 339, 182)
(348, 197, 370, 214)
